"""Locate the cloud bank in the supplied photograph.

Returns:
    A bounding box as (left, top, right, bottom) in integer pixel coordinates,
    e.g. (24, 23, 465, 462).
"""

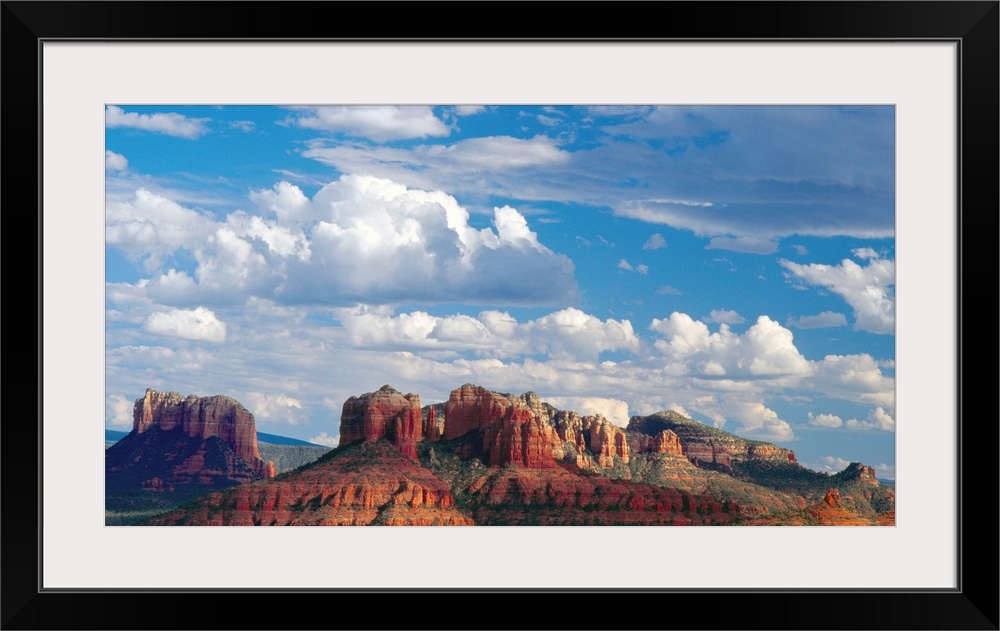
(108, 175, 580, 308)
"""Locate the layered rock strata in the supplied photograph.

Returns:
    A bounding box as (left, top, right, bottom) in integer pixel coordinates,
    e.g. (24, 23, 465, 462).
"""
(133, 388, 273, 478)
(339, 385, 422, 459)
(148, 441, 473, 526)
(106, 389, 275, 493)
(627, 411, 797, 469)
(443, 385, 557, 468)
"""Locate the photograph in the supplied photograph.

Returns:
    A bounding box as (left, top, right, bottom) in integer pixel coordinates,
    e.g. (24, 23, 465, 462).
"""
(10, 3, 994, 624)
(105, 104, 897, 528)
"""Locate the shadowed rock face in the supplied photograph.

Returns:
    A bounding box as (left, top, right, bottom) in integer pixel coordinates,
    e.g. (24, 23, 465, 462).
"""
(338, 385, 423, 459)
(107, 389, 275, 493)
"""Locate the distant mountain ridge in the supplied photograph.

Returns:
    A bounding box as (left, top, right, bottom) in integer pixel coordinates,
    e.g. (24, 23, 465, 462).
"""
(106, 428, 324, 447)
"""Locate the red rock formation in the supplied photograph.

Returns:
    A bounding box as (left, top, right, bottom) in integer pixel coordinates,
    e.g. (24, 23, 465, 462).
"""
(554, 410, 583, 443)
(627, 412, 797, 470)
(442, 385, 559, 468)
(585, 415, 629, 468)
(520, 391, 556, 425)
(647, 429, 684, 455)
(425, 406, 440, 441)
(462, 466, 736, 526)
(840, 462, 880, 484)
(824, 488, 841, 507)
(796, 488, 873, 526)
(483, 406, 558, 468)
(132, 388, 274, 479)
(443, 384, 516, 440)
(339, 385, 423, 459)
(147, 440, 474, 526)
(682, 439, 735, 468)
(748, 443, 798, 463)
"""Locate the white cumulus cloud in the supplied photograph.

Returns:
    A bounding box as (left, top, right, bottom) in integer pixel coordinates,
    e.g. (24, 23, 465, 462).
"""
(119, 175, 579, 308)
(283, 106, 450, 141)
(650, 313, 811, 378)
(250, 180, 313, 224)
(106, 394, 135, 429)
(243, 392, 304, 425)
(106, 188, 217, 270)
(807, 412, 844, 428)
(105, 150, 128, 173)
(544, 397, 631, 427)
(845, 406, 895, 431)
(308, 432, 340, 447)
(143, 307, 227, 343)
(642, 233, 667, 250)
(106, 105, 210, 139)
(780, 253, 894, 334)
(809, 354, 894, 410)
(688, 393, 795, 441)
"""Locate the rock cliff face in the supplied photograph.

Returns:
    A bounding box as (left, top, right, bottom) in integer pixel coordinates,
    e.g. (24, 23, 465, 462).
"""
(585, 415, 630, 467)
(339, 385, 423, 459)
(133, 388, 273, 478)
(627, 428, 684, 456)
(520, 391, 557, 426)
(148, 441, 473, 526)
(483, 406, 558, 469)
(424, 406, 441, 441)
(443, 384, 515, 440)
(107, 389, 275, 493)
(443, 385, 557, 468)
(627, 411, 797, 469)
(442, 386, 636, 470)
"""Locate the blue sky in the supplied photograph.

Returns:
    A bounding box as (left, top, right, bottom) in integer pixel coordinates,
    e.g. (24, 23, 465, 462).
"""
(105, 105, 895, 478)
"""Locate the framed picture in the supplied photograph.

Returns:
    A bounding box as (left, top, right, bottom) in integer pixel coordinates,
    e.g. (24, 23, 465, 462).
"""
(7, 2, 997, 629)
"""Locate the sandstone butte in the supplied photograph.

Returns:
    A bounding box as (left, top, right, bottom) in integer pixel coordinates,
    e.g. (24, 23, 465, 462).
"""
(339, 385, 423, 460)
(342, 383, 802, 473)
(137, 383, 891, 526)
(434, 384, 637, 469)
(145, 384, 737, 526)
(106, 388, 275, 491)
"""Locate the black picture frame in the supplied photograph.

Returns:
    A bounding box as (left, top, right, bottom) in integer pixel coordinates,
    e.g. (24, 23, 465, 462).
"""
(4, 2, 997, 629)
